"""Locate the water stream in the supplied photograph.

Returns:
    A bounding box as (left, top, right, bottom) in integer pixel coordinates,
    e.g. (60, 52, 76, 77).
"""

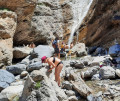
(68, 0, 93, 46)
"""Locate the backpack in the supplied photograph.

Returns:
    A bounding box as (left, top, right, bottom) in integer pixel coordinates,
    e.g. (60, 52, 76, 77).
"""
(52, 40, 57, 48)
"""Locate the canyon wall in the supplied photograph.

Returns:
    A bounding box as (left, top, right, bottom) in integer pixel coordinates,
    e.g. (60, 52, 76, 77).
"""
(77, 0, 120, 48)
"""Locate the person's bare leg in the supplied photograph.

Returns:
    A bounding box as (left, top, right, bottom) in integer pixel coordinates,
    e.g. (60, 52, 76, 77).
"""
(58, 53, 60, 59)
(58, 76, 61, 86)
(55, 67, 58, 83)
(55, 64, 63, 86)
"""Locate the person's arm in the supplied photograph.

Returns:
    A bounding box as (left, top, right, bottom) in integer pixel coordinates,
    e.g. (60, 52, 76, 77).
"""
(47, 60, 56, 72)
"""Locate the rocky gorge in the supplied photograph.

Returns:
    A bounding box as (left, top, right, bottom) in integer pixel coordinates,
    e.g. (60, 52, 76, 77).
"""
(0, 0, 120, 101)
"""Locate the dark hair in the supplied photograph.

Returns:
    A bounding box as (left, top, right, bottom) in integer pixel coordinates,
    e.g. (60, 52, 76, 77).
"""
(55, 37, 59, 40)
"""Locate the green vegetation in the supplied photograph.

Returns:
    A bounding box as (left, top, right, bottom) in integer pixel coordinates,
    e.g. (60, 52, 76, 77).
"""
(12, 95, 19, 101)
(0, 8, 11, 11)
(37, 3, 44, 6)
(35, 81, 41, 89)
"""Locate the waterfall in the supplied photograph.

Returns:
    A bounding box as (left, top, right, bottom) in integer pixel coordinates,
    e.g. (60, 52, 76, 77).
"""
(68, 0, 93, 46)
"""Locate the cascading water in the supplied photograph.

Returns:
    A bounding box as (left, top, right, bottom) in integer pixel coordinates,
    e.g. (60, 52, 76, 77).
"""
(68, 0, 93, 46)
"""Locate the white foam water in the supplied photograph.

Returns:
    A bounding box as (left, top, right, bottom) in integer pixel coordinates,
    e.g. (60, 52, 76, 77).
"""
(68, 0, 93, 46)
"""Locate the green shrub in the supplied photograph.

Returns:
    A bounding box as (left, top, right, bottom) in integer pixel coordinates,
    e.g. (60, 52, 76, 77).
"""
(35, 81, 41, 89)
(0, 8, 11, 11)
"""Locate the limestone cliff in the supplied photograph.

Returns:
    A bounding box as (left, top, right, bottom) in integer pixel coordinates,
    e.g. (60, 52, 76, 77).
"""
(77, 0, 120, 48)
(0, 11, 17, 67)
(0, 0, 37, 46)
(0, 0, 120, 48)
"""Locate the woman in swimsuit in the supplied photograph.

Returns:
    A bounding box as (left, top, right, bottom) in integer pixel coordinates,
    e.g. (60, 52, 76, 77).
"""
(41, 56, 63, 86)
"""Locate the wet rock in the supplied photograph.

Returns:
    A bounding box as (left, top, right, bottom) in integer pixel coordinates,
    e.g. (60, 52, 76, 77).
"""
(0, 70, 15, 91)
(6, 64, 26, 75)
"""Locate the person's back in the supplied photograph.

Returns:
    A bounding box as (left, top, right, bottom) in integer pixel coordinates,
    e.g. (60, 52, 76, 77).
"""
(49, 57, 61, 66)
(52, 39, 58, 48)
(52, 37, 60, 59)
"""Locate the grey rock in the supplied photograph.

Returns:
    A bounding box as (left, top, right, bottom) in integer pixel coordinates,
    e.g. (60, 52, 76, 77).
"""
(68, 96, 78, 101)
(99, 66, 115, 79)
(30, 70, 44, 82)
(19, 75, 35, 101)
(0, 70, 15, 91)
(62, 81, 73, 90)
(30, 45, 54, 59)
(27, 62, 42, 72)
(91, 74, 100, 80)
(65, 90, 75, 97)
(71, 43, 87, 57)
(13, 46, 33, 59)
(82, 66, 99, 79)
(6, 64, 26, 75)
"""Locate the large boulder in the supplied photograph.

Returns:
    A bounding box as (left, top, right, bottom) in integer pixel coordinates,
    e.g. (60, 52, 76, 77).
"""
(116, 69, 120, 77)
(19, 75, 35, 101)
(0, 85, 23, 101)
(68, 72, 93, 98)
(99, 66, 115, 79)
(71, 43, 87, 57)
(0, 70, 15, 91)
(30, 45, 54, 59)
(93, 47, 107, 56)
(27, 62, 42, 72)
(0, 10, 17, 67)
(81, 66, 99, 79)
(6, 64, 26, 75)
(109, 43, 120, 57)
(13, 46, 33, 59)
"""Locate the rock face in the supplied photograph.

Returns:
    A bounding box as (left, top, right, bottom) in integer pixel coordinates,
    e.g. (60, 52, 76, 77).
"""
(0, 0, 120, 48)
(0, 10, 17, 67)
(0, 0, 37, 46)
(77, 0, 120, 48)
